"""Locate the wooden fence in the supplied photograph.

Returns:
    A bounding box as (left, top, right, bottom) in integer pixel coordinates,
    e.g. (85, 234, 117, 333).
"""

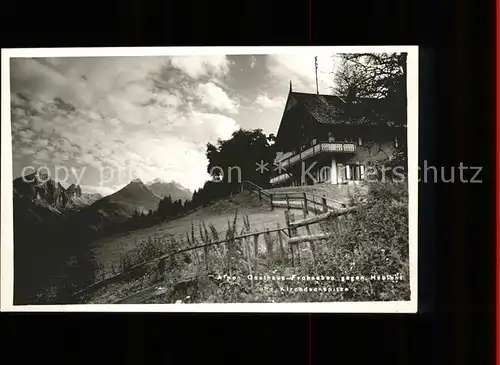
(72, 181, 358, 304)
(240, 180, 348, 213)
(106, 204, 362, 304)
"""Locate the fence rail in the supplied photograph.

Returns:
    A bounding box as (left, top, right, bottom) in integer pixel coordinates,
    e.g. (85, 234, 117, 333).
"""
(75, 181, 361, 304)
(240, 180, 348, 213)
(106, 203, 364, 304)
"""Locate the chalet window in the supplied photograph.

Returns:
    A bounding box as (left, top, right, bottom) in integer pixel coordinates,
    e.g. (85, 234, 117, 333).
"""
(322, 168, 330, 182)
(339, 164, 355, 182)
(311, 138, 317, 145)
(345, 165, 352, 180)
(353, 163, 365, 180)
(358, 137, 363, 146)
(337, 163, 344, 183)
(354, 164, 360, 180)
(341, 163, 365, 181)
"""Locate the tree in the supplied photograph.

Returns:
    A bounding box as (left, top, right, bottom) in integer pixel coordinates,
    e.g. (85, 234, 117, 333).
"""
(333, 53, 407, 127)
(206, 128, 276, 188)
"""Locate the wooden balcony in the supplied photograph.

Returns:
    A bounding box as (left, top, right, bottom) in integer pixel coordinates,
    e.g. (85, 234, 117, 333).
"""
(270, 172, 292, 185)
(276, 141, 356, 169)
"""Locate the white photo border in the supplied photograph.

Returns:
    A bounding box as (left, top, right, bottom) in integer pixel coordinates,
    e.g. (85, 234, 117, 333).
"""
(0, 46, 419, 313)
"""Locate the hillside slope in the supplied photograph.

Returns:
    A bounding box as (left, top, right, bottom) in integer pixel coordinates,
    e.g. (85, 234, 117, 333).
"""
(89, 190, 285, 275)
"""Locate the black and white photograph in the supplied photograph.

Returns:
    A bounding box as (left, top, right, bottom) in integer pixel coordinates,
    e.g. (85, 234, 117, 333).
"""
(1, 46, 418, 312)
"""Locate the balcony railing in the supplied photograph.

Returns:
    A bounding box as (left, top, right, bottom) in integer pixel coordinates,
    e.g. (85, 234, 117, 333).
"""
(276, 141, 356, 169)
(270, 172, 292, 185)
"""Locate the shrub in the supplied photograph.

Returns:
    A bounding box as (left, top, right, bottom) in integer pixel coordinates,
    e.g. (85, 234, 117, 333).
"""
(295, 181, 410, 301)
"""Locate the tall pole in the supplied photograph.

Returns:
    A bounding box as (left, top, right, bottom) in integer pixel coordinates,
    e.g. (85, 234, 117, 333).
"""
(314, 56, 319, 95)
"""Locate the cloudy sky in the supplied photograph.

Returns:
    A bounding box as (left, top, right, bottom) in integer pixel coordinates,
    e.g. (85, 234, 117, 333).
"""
(10, 52, 339, 195)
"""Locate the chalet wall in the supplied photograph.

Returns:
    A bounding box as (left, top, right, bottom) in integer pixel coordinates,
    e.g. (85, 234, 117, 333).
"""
(343, 140, 399, 165)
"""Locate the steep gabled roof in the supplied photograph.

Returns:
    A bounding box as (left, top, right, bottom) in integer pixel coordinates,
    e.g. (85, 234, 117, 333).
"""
(290, 92, 345, 124)
(290, 91, 393, 126)
(274, 85, 405, 150)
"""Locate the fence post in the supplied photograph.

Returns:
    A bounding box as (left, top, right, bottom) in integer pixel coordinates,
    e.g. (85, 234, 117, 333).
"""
(303, 192, 308, 214)
(241, 183, 244, 193)
(204, 245, 209, 271)
(264, 229, 273, 266)
(258, 189, 262, 201)
(285, 210, 294, 266)
(288, 211, 300, 266)
(227, 234, 234, 277)
(322, 197, 328, 213)
(285, 194, 290, 210)
(270, 194, 274, 210)
(157, 257, 166, 283)
(244, 236, 254, 288)
(284, 210, 291, 237)
(277, 223, 286, 264)
(253, 233, 259, 258)
(305, 223, 316, 263)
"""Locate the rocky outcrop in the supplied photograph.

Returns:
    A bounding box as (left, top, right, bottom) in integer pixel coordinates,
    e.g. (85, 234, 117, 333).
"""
(66, 183, 82, 198)
(13, 170, 94, 212)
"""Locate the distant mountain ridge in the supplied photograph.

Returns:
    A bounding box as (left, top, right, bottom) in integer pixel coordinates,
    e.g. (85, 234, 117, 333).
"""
(12, 174, 191, 233)
(12, 175, 189, 304)
(145, 178, 192, 202)
(13, 171, 102, 213)
(91, 179, 161, 218)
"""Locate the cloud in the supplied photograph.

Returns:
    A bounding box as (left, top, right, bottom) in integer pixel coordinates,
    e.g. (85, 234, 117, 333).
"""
(19, 147, 37, 155)
(266, 54, 337, 94)
(254, 94, 286, 110)
(33, 138, 49, 148)
(169, 56, 232, 79)
(18, 129, 35, 140)
(80, 184, 123, 197)
(189, 111, 239, 141)
(8, 55, 250, 192)
(250, 56, 256, 68)
(195, 82, 239, 114)
(35, 149, 51, 162)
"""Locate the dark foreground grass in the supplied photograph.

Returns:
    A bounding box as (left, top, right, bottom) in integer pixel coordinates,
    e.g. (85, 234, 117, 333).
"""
(85, 181, 410, 304)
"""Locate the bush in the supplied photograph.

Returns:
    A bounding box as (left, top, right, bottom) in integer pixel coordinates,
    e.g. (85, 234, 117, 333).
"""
(293, 181, 410, 301)
(91, 182, 411, 303)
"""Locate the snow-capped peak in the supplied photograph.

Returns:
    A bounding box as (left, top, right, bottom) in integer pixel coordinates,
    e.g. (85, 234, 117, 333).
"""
(146, 177, 171, 185)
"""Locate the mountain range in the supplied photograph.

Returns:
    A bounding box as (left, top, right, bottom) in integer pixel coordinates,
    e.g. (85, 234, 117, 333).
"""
(146, 178, 192, 202)
(12, 171, 193, 233)
(13, 171, 102, 213)
(12, 172, 194, 304)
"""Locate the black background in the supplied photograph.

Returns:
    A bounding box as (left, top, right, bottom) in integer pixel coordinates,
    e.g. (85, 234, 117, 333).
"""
(1, 0, 495, 364)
